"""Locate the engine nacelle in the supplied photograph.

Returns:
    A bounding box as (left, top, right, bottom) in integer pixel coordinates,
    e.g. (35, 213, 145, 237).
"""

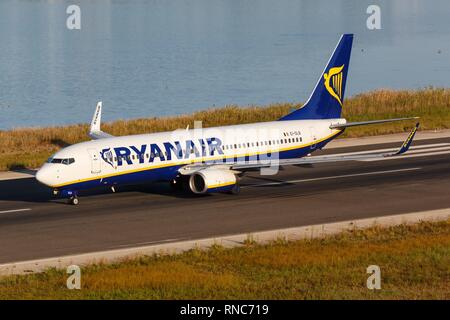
(188, 168, 238, 194)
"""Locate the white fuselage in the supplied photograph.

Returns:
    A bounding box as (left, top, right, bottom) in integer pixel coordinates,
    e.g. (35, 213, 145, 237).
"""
(36, 119, 345, 190)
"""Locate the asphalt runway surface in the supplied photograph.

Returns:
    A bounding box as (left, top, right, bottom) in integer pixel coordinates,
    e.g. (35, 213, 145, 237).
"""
(1, 137, 450, 264)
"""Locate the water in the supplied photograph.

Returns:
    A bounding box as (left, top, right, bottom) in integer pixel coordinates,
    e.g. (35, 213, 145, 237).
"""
(0, 0, 449, 129)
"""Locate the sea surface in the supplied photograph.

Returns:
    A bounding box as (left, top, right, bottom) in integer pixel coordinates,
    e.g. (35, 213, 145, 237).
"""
(0, 0, 449, 129)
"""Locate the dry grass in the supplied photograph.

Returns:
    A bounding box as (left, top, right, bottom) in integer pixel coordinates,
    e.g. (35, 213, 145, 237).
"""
(0, 220, 448, 299)
(1, 88, 450, 170)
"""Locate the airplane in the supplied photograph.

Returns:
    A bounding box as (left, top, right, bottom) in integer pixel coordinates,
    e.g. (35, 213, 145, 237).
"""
(36, 34, 419, 205)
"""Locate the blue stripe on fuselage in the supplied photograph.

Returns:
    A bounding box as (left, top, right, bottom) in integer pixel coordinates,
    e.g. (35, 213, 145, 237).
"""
(59, 132, 342, 193)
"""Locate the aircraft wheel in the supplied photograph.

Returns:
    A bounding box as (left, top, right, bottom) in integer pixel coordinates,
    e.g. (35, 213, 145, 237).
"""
(68, 197, 79, 205)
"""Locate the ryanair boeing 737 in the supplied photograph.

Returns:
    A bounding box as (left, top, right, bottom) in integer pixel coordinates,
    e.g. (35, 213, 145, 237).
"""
(36, 34, 419, 205)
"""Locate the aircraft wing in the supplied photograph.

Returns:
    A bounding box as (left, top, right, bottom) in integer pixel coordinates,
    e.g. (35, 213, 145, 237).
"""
(232, 123, 419, 170)
(179, 123, 419, 175)
(89, 102, 114, 140)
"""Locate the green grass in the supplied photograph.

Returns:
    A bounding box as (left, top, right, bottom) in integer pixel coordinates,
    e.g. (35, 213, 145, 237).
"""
(0, 220, 448, 299)
(1, 87, 450, 171)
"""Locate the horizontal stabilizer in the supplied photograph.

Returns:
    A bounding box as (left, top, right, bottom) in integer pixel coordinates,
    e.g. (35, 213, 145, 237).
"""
(330, 117, 419, 129)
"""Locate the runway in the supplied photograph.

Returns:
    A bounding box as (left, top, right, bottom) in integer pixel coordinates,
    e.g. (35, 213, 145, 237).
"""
(1, 136, 450, 264)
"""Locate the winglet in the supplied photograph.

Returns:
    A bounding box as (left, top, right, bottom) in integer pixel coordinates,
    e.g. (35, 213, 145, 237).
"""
(89, 101, 113, 140)
(90, 101, 102, 133)
(394, 123, 420, 155)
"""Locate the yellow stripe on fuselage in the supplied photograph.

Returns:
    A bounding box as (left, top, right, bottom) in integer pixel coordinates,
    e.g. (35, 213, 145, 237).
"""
(51, 130, 342, 188)
(208, 181, 236, 189)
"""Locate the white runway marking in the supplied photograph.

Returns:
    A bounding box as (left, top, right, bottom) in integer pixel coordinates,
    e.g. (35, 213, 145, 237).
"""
(245, 167, 421, 188)
(311, 142, 450, 162)
(328, 143, 450, 157)
(362, 150, 450, 161)
(400, 146, 450, 154)
(0, 208, 32, 214)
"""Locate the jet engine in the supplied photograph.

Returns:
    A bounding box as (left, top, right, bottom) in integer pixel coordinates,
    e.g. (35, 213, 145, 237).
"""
(188, 168, 239, 194)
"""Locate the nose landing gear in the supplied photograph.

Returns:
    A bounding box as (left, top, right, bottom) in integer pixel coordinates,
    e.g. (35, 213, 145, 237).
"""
(60, 190, 79, 205)
(68, 196, 79, 205)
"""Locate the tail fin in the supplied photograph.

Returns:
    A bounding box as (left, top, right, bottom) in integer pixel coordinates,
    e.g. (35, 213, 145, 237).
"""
(279, 34, 353, 121)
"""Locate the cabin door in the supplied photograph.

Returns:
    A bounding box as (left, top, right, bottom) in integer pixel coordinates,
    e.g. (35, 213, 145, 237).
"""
(88, 148, 101, 174)
(309, 127, 317, 149)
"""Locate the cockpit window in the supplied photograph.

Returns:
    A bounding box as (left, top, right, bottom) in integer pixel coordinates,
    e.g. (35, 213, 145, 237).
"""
(47, 157, 75, 165)
(62, 158, 75, 165)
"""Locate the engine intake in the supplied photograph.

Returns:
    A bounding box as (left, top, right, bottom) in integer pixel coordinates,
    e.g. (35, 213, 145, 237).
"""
(188, 168, 237, 194)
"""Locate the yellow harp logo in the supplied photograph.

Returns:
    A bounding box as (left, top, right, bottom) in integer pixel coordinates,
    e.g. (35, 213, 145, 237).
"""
(323, 65, 344, 106)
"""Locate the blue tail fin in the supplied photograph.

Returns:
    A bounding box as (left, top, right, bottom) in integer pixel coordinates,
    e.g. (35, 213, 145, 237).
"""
(279, 34, 353, 121)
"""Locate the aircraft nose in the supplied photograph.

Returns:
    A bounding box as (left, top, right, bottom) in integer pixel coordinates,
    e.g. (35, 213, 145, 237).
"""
(35, 166, 54, 187)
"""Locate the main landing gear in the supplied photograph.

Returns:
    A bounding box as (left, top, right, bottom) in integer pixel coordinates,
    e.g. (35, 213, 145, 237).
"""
(228, 182, 240, 195)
